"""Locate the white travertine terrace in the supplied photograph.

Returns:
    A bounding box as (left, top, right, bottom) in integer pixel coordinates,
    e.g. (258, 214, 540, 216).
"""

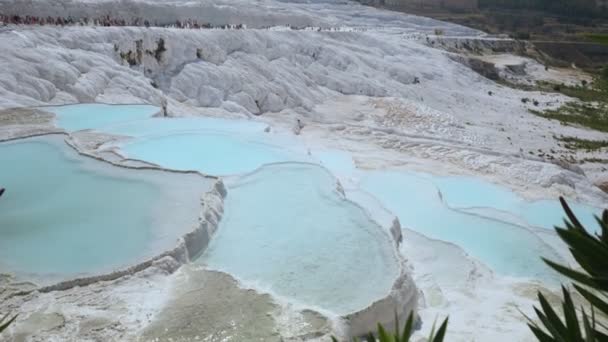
(1, 0, 608, 340)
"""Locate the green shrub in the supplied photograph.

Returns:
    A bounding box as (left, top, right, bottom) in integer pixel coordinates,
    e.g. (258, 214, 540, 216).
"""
(602, 66, 608, 81)
(585, 34, 608, 46)
(530, 102, 608, 132)
(512, 31, 531, 40)
(556, 136, 608, 151)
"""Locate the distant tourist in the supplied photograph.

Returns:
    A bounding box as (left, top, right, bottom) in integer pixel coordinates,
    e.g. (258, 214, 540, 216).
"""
(161, 97, 168, 117)
(0, 188, 5, 198)
(293, 118, 305, 135)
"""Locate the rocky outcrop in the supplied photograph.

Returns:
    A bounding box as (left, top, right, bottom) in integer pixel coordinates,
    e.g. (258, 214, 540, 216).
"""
(545, 173, 576, 189)
(533, 41, 608, 69)
(552, 159, 585, 176)
(464, 57, 500, 81)
(433, 37, 529, 56)
(345, 269, 418, 338)
(342, 214, 417, 339)
(596, 179, 608, 194)
(505, 63, 526, 76)
(184, 180, 226, 259)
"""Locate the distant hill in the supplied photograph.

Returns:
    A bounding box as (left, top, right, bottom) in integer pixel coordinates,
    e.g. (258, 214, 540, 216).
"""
(378, 0, 478, 11)
(370, 0, 608, 18)
(478, 0, 608, 19)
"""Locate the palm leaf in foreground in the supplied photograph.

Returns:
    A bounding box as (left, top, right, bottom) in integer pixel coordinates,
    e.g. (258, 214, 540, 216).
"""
(332, 311, 447, 341)
(528, 197, 608, 341)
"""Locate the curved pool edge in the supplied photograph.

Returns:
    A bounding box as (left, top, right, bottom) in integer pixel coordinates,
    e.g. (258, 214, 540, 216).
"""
(331, 176, 418, 338)
(35, 180, 226, 294)
(204, 161, 419, 338)
(250, 163, 418, 339)
(342, 217, 418, 339)
(2, 130, 420, 339)
(344, 266, 418, 338)
(1, 131, 226, 297)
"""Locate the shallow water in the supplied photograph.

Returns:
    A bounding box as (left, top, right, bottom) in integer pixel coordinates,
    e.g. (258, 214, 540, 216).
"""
(0, 137, 158, 276)
(48, 103, 299, 175)
(122, 133, 294, 175)
(44, 103, 601, 282)
(361, 171, 563, 281)
(199, 163, 400, 315)
(47, 103, 158, 132)
(432, 176, 602, 231)
(0, 136, 209, 279)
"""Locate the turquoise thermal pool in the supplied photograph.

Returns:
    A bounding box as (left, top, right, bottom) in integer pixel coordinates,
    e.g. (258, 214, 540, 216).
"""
(360, 172, 570, 280)
(37, 104, 604, 283)
(432, 176, 601, 232)
(199, 163, 400, 314)
(49, 103, 158, 131)
(0, 135, 210, 280)
(122, 133, 293, 175)
(45, 105, 299, 175)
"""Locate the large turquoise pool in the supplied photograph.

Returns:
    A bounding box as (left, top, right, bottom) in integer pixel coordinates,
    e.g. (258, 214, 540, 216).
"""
(0, 135, 209, 280)
(41, 103, 604, 283)
(199, 163, 400, 314)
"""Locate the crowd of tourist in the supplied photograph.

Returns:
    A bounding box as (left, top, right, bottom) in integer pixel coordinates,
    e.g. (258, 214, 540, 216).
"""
(0, 13, 367, 32)
(0, 14, 246, 29)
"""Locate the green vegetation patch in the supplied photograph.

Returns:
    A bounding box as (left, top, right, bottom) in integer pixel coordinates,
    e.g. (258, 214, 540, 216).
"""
(581, 157, 608, 164)
(530, 102, 608, 132)
(555, 135, 608, 151)
(535, 79, 608, 102)
(501, 77, 607, 103)
(585, 33, 608, 46)
(555, 82, 608, 102)
(525, 71, 608, 133)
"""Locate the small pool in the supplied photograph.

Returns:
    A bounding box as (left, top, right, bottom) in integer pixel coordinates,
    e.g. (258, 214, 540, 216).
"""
(47, 103, 158, 132)
(199, 163, 400, 315)
(47, 103, 300, 175)
(0, 136, 209, 280)
(432, 176, 602, 232)
(108, 117, 304, 175)
(121, 133, 294, 175)
(361, 171, 565, 281)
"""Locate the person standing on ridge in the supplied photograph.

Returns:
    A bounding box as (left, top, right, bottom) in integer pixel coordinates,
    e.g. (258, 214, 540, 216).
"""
(161, 97, 168, 117)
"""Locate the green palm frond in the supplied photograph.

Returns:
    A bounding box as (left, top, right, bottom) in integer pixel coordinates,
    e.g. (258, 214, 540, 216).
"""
(332, 311, 447, 342)
(528, 197, 608, 341)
